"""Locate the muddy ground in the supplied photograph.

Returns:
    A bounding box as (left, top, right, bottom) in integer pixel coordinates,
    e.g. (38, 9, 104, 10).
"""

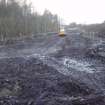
(0, 33, 105, 105)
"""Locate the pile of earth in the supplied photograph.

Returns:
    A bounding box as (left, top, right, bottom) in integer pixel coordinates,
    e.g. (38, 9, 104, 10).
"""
(0, 57, 104, 105)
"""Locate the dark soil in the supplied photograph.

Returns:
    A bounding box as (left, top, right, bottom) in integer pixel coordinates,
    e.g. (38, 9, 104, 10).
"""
(0, 34, 105, 105)
(0, 57, 104, 105)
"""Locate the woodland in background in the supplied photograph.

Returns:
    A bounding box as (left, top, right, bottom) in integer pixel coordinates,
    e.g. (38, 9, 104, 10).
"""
(0, 0, 59, 41)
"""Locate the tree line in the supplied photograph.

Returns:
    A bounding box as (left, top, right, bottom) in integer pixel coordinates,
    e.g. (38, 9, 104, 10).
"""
(0, 0, 59, 41)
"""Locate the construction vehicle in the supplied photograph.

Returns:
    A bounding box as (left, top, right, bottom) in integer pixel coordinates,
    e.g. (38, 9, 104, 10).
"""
(58, 28, 66, 37)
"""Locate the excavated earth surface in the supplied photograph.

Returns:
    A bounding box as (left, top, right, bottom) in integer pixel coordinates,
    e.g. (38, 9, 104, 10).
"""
(0, 34, 105, 105)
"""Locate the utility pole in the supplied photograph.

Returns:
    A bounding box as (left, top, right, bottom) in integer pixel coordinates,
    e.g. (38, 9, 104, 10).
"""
(23, 0, 27, 36)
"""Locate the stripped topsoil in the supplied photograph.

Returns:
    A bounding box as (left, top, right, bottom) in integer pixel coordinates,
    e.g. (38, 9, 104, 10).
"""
(0, 35, 105, 105)
(0, 56, 104, 105)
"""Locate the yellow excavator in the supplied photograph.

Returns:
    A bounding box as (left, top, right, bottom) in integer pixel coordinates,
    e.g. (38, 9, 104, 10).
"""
(58, 28, 66, 37)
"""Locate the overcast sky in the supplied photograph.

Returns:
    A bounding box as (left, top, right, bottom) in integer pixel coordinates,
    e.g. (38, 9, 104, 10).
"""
(31, 0, 105, 24)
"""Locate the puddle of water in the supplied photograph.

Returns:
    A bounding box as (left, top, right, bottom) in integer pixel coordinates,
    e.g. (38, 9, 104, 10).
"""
(63, 57, 95, 73)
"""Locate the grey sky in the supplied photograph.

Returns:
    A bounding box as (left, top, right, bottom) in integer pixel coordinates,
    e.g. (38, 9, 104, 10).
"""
(31, 0, 105, 24)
